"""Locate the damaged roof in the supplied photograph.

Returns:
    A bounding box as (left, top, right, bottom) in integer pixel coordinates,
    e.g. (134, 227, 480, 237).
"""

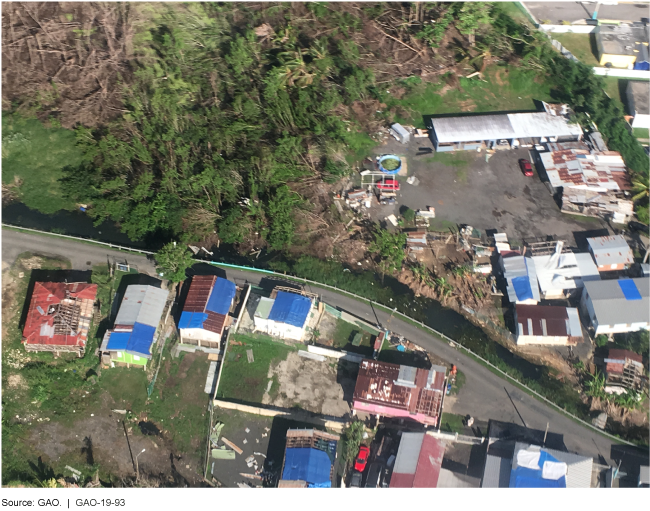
(515, 304, 582, 337)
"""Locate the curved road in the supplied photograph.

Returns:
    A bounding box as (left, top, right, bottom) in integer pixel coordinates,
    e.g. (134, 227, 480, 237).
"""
(1, 228, 631, 464)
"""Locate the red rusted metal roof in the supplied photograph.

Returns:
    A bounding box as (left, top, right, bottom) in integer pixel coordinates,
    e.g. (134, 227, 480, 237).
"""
(516, 304, 570, 336)
(182, 275, 228, 335)
(22, 282, 97, 347)
(390, 434, 445, 488)
(608, 349, 642, 364)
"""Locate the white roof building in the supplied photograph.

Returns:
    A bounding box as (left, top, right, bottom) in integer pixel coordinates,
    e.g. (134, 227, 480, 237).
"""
(500, 254, 540, 304)
(531, 250, 600, 300)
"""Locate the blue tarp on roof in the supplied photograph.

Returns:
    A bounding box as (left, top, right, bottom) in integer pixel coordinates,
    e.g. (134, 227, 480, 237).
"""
(205, 278, 236, 315)
(268, 291, 311, 328)
(512, 276, 534, 301)
(179, 311, 208, 329)
(509, 450, 567, 488)
(106, 331, 131, 351)
(618, 280, 642, 301)
(634, 60, 650, 70)
(128, 322, 156, 356)
(281, 447, 331, 486)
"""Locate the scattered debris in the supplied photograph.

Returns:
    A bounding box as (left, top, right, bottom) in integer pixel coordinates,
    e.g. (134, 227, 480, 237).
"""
(245, 428, 250, 434)
(221, 437, 243, 455)
(240, 473, 263, 481)
(242, 439, 248, 444)
(246, 349, 254, 363)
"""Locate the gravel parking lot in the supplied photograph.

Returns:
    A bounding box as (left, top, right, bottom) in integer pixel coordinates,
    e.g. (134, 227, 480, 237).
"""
(367, 136, 607, 245)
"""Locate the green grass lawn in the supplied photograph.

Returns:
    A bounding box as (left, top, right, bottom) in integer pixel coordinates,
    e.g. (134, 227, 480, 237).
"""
(551, 33, 600, 67)
(331, 317, 376, 354)
(99, 367, 149, 411)
(439, 412, 465, 434)
(601, 77, 628, 113)
(2, 113, 82, 214)
(633, 127, 650, 140)
(391, 65, 552, 128)
(216, 333, 296, 403)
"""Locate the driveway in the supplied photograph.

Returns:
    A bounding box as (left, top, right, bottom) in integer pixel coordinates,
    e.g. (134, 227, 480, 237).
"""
(3, 227, 639, 466)
(524, 1, 649, 24)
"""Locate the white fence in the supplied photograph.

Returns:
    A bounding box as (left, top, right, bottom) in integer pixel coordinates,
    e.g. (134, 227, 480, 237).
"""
(593, 68, 650, 79)
(307, 344, 364, 364)
(539, 25, 597, 34)
(550, 39, 580, 63)
(3, 223, 635, 447)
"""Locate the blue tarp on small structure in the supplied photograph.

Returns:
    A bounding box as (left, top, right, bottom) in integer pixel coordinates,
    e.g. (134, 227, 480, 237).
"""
(512, 276, 534, 301)
(268, 291, 311, 328)
(179, 311, 208, 329)
(509, 450, 567, 488)
(618, 279, 642, 301)
(282, 447, 332, 487)
(205, 278, 236, 315)
(106, 331, 131, 351)
(106, 322, 156, 358)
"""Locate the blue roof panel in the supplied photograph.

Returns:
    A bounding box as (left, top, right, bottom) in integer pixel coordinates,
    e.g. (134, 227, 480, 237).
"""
(509, 450, 567, 488)
(127, 322, 156, 357)
(179, 311, 208, 329)
(282, 447, 331, 486)
(512, 276, 534, 301)
(268, 291, 311, 328)
(205, 278, 236, 315)
(618, 280, 642, 301)
(106, 331, 131, 351)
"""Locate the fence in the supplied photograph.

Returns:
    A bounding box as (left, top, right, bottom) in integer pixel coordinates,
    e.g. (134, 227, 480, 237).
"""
(5, 223, 635, 446)
(539, 25, 597, 34)
(593, 67, 650, 79)
(550, 39, 580, 63)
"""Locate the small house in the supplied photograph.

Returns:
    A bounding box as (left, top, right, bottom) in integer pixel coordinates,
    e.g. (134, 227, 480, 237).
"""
(603, 348, 645, 393)
(178, 275, 236, 349)
(101, 285, 169, 368)
(389, 433, 445, 488)
(626, 81, 650, 129)
(406, 231, 428, 254)
(22, 282, 97, 357)
(278, 429, 339, 488)
(352, 359, 446, 427)
(587, 235, 634, 273)
(581, 278, 650, 335)
(514, 304, 582, 346)
(253, 290, 313, 341)
(500, 253, 540, 304)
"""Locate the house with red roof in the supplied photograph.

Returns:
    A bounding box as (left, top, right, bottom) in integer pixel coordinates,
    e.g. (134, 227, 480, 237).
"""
(22, 282, 97, 357)
(352, 359, 446, 428)
(389, 432, 445, 488)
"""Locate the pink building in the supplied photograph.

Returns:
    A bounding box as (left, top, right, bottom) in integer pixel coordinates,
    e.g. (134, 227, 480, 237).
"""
(352, 359, 446, 427)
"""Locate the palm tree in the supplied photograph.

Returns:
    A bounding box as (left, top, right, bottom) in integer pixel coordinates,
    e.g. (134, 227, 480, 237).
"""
(631, 178, 649, 202)
(434, 277, 454, 304)
(584, 371, 606, 400)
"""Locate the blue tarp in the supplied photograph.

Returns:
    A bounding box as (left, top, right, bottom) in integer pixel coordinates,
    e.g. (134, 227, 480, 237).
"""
(205, 278, 236, 315)
(106, 331, 131, 351)
(618, 280, 642, 301)
(268, 291, 311, 328)
(106, 322, 156, 357)
(512, 276, 534, 301)
(634, 60, 650, 71)
(128, 322, 156, 356)
(509, 450, 567, 488)
(179, 311, 208, 329)
(281, 448, 331, 486)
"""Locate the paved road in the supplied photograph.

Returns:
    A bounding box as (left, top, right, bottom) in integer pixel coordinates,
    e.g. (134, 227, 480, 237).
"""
(1, 228, 632, 464)
(525, 1, 650, 24)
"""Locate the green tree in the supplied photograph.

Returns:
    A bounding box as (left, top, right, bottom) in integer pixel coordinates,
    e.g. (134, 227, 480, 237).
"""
(368, 227, 407, 282)
(584, 370, 606, 399)
(343, 420, 366, 465)
(451, 2, 493, 47)
(154, 242, 195, 282)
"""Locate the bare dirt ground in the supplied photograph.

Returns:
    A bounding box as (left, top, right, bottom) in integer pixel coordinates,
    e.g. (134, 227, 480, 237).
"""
(262, 351, 357, 418)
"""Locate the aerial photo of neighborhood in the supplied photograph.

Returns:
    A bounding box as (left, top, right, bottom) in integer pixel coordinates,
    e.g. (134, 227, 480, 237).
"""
(2, 0, 650, 491)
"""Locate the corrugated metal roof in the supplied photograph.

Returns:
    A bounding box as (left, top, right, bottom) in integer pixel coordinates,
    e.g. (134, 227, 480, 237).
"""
(583, 278, 650, 327)
(532, 252, 600, 295)
(115, 285, 168, 328)
(587, 235, 633, 267)
(390, 433, 444, 488)
(501, 255, 540, 303)
(255, 296, 274, 319)
(482, 455, 512, 488)
(516, 304, 575, 337)
(392, 432, 424, 476)
(507, 112, 583, 139)
(180, 275, 231, 335)
(268, 291, 312, 328)
(513, 442, 593, 488)
(608, 348, 643, 365)
(437, 468, 480, 488)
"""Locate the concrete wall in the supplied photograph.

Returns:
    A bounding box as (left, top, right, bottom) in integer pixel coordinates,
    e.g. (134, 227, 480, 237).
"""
(539, 25, 597, 34)
(593, 68, 650, 79)
(307, 344, 364, 364)
(632, 114, 650, 130)
(516, 334, 571, 346)
(212, 399, 348, 432)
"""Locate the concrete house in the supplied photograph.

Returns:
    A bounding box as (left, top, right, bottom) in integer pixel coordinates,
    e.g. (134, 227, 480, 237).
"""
(515, 304, 583, 346)
(581, 278, 650, 335)
(428, 105, 582, 152)
(101, 285, 169, 368)
(595, 23, 649, 69)
(253, 289, 313, 341)
(627, 81, 650, 130)
(587, 235, 634, 273)
(603, 348, 645, 393)
(178, 275, 236, 349)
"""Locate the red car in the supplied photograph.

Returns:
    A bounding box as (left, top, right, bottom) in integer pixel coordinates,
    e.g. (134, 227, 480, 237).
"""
(519, 159, 534, 177)
(376, 179, 400, 191)
(354, 445, 370, 472)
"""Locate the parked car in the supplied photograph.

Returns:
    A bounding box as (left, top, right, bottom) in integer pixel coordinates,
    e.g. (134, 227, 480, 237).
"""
(349, 471, 363, 488)
(518, 158, 534, 177)
(354, 445, 370, 472)
(376, 179, 400, 191)
(365, 462, 383, 488)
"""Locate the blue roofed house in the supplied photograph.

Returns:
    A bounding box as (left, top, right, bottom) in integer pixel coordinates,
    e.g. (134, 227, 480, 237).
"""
(253, 289, 314, 341)
(101, 285, 169, 368)
(278, 429, 340, 488)
(178, 275, 237, 350)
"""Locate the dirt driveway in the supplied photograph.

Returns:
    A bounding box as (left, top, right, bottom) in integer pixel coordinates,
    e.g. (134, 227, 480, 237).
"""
(368, 137, 608, 244)
(262, 351, 357, 418)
